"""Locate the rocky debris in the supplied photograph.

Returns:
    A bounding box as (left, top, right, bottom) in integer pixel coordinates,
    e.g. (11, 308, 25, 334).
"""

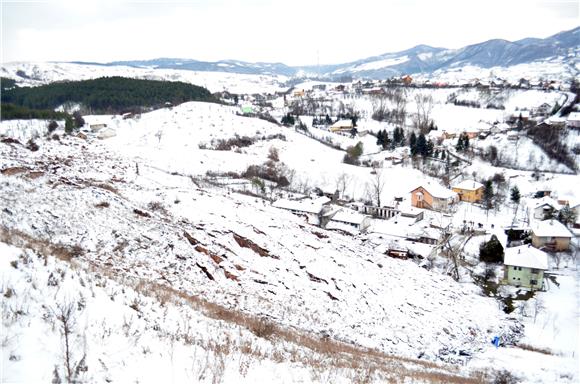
(222, 269, 239, 281)
(183, 230, 200, 246)
(133, 208, 151, 218)
(326, 291, 339, 301)
(1, 167, 29, 176)
(1, 137, 21, 145)
(196, 262, 214, 281)
(26, 139, 39, 152)
(306, 271, 328, 284)
(233, 233, 276, 258)
(194, 244, 224, 264)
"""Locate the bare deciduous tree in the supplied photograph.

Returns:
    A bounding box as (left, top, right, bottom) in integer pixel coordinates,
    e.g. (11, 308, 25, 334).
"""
(369, 166, 385, 207)
(393, 89, 407, 127)
(335, 173, 352, 200)
(413, 93, 433, 134)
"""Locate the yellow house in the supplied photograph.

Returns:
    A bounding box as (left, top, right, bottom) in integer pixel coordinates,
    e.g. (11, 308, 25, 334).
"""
(452, 180, 484, 203)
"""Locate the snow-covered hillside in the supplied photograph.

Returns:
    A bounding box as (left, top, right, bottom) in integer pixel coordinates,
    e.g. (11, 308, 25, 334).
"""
(2, 91, 579, 382)
(412, 58, 578, 85)
(1, 112, 540, 382)
(1, 62, 288, 94)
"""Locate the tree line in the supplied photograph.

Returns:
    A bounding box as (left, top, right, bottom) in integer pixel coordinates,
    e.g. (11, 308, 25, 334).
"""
(1, 76, 217, 115)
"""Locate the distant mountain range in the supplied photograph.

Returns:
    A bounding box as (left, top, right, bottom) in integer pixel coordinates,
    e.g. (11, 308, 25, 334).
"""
(78, 27, 578, 80)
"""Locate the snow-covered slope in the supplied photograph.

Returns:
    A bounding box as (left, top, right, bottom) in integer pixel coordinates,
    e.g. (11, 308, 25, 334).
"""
(0, 115, 525, 380)
(0, 61, 287, 94)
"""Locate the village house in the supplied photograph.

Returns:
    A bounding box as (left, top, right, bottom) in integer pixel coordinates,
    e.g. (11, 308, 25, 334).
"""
(293, 89, 305, 98)
(528, 196, 560, 220)
(240, 105, 254, 115)
(531, 219, 573, 251)
(90, 123, 107, 132)
(503, 244, 548, 290)
(452, 180, 484, 203)
(463, 129, 480, 140)
(399, 206, 425, 222)
(407, 225, 441, 245)
(329, 119, 354, 133)
(97, 127, 117, 139)
(441, 131, 457, 139)
(531, 103, 552, 117)
(327, 209, 371, 232)
(510, 110, 530, 122)
(272, 196, 330, 216)
(410, 183, 458, 212)
(358, 204, 399, 220)
(567, 112, 580, 129)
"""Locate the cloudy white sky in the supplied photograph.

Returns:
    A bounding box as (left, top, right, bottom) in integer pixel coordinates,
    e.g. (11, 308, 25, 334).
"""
(2, 0, 578, 65)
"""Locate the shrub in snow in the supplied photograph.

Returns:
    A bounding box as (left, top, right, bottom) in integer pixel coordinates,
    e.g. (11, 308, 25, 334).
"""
(479, 235, 504, 263)
(47, 120, 58, 133)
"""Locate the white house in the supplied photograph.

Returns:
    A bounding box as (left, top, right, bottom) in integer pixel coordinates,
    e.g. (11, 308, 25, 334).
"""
(528, 196, 560, 220)
(327, 208, 371, 232)
(272, 196, 330, 215)
(503, 244, 549, 290)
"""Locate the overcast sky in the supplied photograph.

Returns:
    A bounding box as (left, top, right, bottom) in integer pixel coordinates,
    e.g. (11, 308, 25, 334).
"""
(2, 0, 578, 65)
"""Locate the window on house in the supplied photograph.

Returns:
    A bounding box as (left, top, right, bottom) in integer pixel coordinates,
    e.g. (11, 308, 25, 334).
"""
(531, 269, 539, 274)
(530, 280, 537, 285)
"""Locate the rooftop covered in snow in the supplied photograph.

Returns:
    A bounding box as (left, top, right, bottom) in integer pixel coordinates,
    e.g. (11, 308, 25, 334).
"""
(452, 180, 484, 191)
(531, 219, 573, 238)
(412, 183, 457, 199)
(504, 244, 549, 270)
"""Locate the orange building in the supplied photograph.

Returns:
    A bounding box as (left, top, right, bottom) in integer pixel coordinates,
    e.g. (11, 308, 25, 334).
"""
(411, 184, 458, 212)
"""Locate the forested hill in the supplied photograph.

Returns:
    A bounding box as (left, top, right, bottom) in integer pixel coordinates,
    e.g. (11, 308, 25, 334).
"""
(1, 76, 218, 113)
